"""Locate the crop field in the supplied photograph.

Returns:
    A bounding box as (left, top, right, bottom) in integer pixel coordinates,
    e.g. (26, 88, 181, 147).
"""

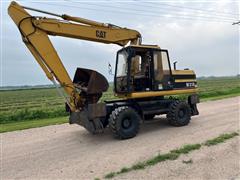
(0, 76, 239, 126)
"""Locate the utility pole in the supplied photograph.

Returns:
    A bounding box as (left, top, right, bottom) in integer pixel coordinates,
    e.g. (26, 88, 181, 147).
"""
(232, 21, 240, 25)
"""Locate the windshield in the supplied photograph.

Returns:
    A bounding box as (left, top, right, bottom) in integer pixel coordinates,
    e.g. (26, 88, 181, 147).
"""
(116, 50, 128, 77)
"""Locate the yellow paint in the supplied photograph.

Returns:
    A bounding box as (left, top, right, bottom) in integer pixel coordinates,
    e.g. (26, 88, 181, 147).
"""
(117, 88, 198, 99)
(172, 70, 195, 75)
(175, 79, 197, 83)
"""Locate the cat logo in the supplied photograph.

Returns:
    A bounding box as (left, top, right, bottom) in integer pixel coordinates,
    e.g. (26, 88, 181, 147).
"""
(96, 30, 106, 38)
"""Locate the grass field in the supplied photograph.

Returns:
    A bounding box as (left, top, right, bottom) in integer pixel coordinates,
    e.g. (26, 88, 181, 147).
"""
(0, 76, 239, 132)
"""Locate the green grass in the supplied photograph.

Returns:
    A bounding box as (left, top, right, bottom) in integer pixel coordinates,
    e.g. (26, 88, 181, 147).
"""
(200, 92, 240, 102)
(0, 88, 66, 124)
(204, 132, 239, 146)
(119, 167, 131, 173)
(104, 172, 116, 179)
(198, 87, 240, 100)
(104, 132, 239, 179)
(0, 116, 67, 133)
(144, 152, 179, 166)
(170, 144, 202, 154)
(0, 107, 67, 124)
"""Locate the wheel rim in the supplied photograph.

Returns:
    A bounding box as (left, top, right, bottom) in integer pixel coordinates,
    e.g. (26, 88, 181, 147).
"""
(122, 118, 131, 129)
(178, 108, 186, 119)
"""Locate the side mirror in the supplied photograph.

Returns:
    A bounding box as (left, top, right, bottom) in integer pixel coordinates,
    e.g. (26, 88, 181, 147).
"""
(173, 61, 177, 70)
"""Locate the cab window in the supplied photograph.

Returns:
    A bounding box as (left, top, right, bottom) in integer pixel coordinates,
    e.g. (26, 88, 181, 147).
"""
(154, 51, 170, 82)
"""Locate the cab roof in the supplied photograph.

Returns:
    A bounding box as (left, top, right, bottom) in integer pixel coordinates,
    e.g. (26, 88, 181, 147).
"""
(128, 44, 160, 49)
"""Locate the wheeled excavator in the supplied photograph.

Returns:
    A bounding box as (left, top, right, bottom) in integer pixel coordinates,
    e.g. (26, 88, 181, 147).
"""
(8, 1, 199, 139)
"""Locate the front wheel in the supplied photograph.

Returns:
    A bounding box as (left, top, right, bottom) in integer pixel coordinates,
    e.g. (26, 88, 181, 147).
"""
(109, 106, 141, 139)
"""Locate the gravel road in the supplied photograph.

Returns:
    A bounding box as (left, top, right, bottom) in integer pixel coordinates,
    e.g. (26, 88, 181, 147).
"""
(118, 137, 240, 180)
(1, 97, 239, 179)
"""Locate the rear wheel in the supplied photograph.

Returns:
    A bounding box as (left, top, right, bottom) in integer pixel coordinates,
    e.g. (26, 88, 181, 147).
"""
(109, 106, 141, 139)
(167, 101, 191, 126)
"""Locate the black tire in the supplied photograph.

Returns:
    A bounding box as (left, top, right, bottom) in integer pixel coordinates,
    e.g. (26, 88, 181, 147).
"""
(144, 114, 155, 120)
(109, 106, 141, 139)
(167, 100, 191, 126)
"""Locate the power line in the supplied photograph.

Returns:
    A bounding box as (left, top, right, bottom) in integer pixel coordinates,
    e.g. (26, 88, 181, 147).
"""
(137, 0, 239, 17)
(29, 2, 233, 24)
(232, 21, 240, 25)
(73, 1, 237, 22)
(65, 1, 235, 23)
(120, 1, 238, 20)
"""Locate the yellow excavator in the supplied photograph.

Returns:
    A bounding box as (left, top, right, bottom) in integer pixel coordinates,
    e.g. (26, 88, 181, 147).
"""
(8, 1, 199, 139)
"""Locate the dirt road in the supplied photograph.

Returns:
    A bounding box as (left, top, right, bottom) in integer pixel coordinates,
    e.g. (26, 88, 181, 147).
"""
(1, 97, 240, 179)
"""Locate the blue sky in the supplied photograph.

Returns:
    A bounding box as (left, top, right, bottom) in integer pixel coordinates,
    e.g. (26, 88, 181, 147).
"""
(1, 0, 239, 86)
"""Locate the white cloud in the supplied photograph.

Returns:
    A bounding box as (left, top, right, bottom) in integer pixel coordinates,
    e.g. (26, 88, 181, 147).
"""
(137, 20, 239, 76)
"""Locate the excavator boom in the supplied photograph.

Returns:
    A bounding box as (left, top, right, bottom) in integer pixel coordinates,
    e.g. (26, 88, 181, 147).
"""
(8, 1, 141, 111)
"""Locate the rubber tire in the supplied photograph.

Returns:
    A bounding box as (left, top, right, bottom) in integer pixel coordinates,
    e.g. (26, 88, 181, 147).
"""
(167, 100, 191, 126)
(144, 114, 155, 120)
(109, 106, 140, 139)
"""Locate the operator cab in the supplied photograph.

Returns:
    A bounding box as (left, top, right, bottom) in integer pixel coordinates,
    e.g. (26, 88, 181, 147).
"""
(115, 45, 173, 94)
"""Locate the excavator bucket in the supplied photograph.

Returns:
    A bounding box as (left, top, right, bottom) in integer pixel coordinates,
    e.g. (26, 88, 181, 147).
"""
(73, 68, 109, 94)
(70, 68, 109, 134)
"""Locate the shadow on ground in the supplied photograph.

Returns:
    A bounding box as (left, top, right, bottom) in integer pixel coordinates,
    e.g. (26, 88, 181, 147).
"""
(70, 115, 175, 143)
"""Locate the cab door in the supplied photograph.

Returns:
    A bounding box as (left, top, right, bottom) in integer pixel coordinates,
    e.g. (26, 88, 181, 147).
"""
(153, 49, 173, 90)
(129, 48, 153, 92)
(115, 49, 130, 93)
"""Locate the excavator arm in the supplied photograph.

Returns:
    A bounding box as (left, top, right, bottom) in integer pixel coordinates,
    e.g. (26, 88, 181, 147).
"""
(8, 1, 141, 111)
